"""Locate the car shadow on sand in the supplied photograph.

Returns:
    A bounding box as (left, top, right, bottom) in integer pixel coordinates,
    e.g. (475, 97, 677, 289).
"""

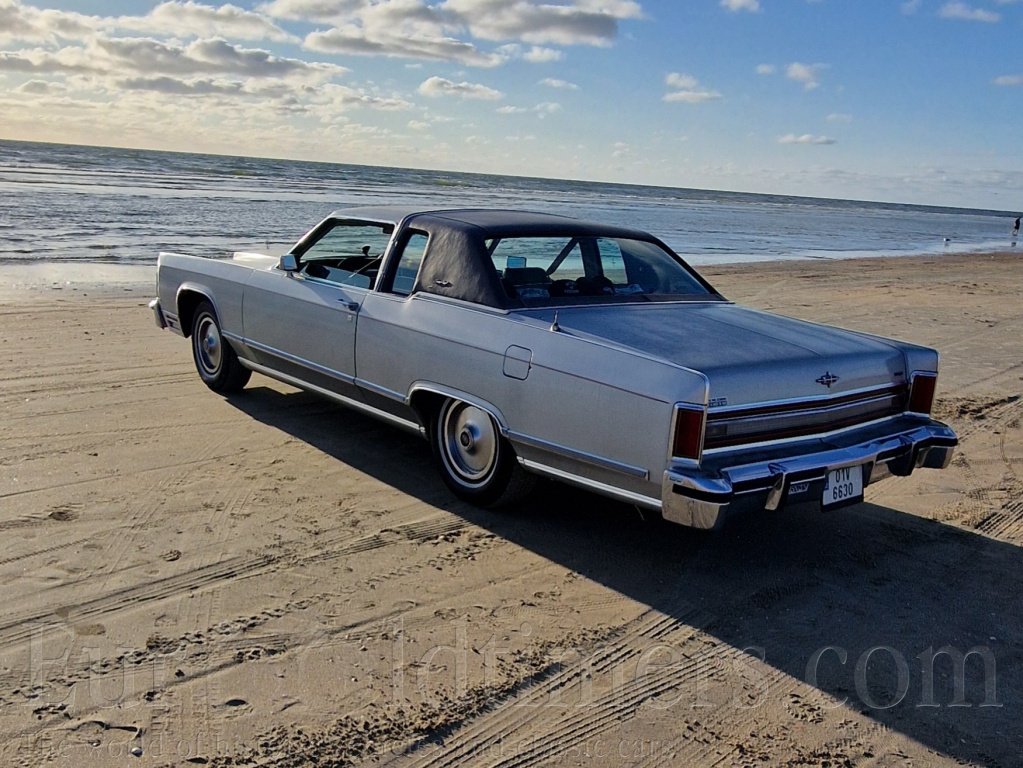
(228, 385, 1021, 767)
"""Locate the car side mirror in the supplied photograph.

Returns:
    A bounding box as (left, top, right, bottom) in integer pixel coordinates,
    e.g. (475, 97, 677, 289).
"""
(279, 253, 298, 273)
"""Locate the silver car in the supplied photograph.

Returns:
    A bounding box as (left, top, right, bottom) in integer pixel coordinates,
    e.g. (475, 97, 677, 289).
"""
(151, 207, 957, 529)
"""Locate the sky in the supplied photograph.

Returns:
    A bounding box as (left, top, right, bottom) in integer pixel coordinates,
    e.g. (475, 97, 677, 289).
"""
(0, 0, 1021, 209)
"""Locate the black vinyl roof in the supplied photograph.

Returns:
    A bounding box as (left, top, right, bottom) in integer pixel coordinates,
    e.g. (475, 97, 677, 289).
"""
(323, 206, 679, 310)
(328, 207, 655, 241)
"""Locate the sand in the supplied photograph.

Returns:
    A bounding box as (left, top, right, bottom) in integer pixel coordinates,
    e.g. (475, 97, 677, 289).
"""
(1, 251, 1021, 767)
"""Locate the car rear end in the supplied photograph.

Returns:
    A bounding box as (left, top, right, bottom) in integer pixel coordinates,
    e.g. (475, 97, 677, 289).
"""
(662, 371, 957, 529)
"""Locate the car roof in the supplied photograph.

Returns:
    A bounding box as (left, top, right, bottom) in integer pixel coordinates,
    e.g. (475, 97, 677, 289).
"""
(318, 206, 687, 310)
(326, 206, 653, 240)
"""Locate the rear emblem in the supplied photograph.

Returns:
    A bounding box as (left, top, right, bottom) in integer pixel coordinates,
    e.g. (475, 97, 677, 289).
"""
(816, 372, 840, 388)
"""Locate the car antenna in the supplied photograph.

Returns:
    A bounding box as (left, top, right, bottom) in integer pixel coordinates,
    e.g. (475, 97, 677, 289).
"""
(550, 311, 560, 333)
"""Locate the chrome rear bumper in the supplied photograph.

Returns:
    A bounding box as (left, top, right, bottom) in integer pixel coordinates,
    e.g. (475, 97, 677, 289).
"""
(662, 417, 958, 530)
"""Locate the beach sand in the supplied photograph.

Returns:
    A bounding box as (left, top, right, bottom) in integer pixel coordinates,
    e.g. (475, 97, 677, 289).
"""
(1, 251, 1021, 767)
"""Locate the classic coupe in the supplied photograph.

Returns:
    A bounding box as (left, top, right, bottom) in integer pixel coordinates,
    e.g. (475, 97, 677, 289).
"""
(151, 207, 957, 529)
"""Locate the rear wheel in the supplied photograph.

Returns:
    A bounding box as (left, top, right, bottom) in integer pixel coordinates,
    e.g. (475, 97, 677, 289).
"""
(430, 398, 535, 507)
(190, 301, 251, 393)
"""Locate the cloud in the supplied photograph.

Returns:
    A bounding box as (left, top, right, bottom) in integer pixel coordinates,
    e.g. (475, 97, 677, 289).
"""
(523, 45, 563, 62)
(827, 112, 852, 122)
(0, 28, 347, 81)
(720, 0, 760, 11)
(116, 75, 247, 95)
(259, 0, 386, 23)
(539, 76, 578, 90)
(494, 42, 563, 62)
(663, 72, 721, 103)
(496, 102, 559, 116)
(114, 2, 298, 43)
(994, 74, 1023, 85)
(778, 133, 836, 145)
(901, 0, 922, 13)
(407, 119, 431, 129)
(418, 75, 503, 99)
(98, 36, 346, 79)
(263, 0, 644, 66)
(440, 0, 644, 47)
(0, 1, 99, 43)
(304, 26, 504, 66)
(0, 0, 298, 44)
(786, 61, 827, 90)
(938, 2, 1001, 21)
(14, 78, 66, 94)
(755, 63, 775, 75)
(665, 72, 698, 90)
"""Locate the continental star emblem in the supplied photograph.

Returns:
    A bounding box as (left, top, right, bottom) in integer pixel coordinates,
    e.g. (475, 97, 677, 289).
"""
(816, 371, 840, 388)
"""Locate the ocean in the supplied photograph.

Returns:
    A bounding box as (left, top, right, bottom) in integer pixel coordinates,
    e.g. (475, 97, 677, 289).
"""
(0, 139, 1018, 269)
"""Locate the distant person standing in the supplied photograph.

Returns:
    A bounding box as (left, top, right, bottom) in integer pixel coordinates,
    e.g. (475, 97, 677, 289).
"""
(1014, 216, 1020, 237)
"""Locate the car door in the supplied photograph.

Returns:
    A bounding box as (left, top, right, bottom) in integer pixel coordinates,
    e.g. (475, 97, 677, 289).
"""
(242, 219, 393, 394)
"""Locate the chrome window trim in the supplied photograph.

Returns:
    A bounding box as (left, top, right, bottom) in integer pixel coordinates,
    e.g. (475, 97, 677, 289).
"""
(414, 292, 513, 316)
(291, 271, 374, 294)
(386, 229, 432, 298)
(237, 359, 422, 435)
(519, 459, 662, 511)
(517, 298, 731, 312)
(506, 431, 649, 480)
(285, 215, 402, 290)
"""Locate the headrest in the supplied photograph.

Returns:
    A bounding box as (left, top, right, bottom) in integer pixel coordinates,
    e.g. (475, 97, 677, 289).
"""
(503, 267, 550, 285)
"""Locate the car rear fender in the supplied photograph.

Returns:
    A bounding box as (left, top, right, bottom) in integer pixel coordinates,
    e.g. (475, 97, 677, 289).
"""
(407, 383, 509, 435)
(175, 283, 217, 338)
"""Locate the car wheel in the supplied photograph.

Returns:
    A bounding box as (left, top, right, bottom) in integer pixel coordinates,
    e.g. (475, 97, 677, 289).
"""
(431, 397, 535, 507)
(191, 300, 251, 393)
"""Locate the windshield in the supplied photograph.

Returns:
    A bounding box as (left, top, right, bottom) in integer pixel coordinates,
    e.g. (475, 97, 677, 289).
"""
(488, 235, 714, 307)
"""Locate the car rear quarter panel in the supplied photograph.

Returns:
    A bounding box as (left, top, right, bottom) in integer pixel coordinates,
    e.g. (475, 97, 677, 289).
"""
(157, 253, 253, 337)
(357, 293, 709, 495)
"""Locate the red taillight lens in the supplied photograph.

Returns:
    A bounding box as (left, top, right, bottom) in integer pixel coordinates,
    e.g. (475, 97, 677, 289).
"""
(672, 405, 706, 461)
(908, 373, 937, 415)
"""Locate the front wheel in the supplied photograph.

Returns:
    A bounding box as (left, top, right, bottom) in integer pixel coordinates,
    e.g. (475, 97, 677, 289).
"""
(190, 301, 251, 393)
(430, 398, 535, 507)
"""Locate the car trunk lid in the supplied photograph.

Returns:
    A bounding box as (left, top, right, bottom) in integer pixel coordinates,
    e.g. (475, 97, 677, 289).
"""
(518, 302, 908, 408)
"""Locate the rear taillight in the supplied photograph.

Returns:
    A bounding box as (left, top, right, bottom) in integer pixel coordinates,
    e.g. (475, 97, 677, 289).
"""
(672, 405, 707, 462)
(908, 373, 937, 415)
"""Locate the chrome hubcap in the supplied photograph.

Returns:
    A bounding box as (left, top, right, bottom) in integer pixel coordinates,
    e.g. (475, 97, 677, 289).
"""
(196, 316, 222, 375)
(442, 402, 497, 484)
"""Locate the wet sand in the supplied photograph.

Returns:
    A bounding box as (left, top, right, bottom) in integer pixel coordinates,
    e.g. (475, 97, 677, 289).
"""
(1, 251, 1021, 767)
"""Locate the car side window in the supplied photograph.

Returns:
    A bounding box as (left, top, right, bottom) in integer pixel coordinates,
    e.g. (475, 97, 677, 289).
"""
(296, 222, 393, 289)
(390, 232, 429, 296)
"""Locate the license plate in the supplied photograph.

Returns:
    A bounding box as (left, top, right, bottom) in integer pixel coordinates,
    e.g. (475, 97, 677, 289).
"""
(823, 465, 864, 507)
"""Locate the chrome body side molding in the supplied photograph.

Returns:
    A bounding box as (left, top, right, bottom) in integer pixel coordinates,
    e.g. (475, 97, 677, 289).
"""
(237, 358, 423, 436)
(508, 431, 649, 480)
(519, 459, 662, 511)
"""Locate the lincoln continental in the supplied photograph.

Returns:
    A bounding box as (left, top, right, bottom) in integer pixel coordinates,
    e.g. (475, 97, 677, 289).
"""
(150, 207, 958, 529)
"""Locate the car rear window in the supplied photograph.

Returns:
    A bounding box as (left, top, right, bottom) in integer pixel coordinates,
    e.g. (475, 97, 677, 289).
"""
(487, 236, 712, 306)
